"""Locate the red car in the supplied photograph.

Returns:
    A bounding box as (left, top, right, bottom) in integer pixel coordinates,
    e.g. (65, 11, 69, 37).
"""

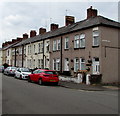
(28, 69, 59, 85)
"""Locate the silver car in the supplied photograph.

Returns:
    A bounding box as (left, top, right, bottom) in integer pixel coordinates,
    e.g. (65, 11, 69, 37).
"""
(4, 67, 17, 76)
(15, 68, 32, 79)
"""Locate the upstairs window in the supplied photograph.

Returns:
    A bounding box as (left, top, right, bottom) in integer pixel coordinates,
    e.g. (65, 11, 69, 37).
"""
(74, 35, 79, 48)
(93, 27, 99, 46)
(80, 34, 85, 48)
(53, 40, 57, 51)
(46, 41, 49, 53)
(34, 45, 36, 54)
(57, 40, 61, 50)
(65, 37, 69, 49)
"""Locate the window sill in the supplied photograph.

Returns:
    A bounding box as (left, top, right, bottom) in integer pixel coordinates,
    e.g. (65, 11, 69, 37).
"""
(80, 47, 85, 49)
(92, 45, 99, 48)
(53, 50, 60, 52)
(74, 47, 85, 50)
(64, 49, 69, 51)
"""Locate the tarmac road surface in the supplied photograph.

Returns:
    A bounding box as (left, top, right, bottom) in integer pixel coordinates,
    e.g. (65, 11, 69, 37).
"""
(1, 73, 119, 114)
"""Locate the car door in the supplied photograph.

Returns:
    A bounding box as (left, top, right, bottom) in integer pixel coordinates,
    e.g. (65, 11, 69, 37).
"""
(30, 70, 38, 82)
(34, 70, 43, 82)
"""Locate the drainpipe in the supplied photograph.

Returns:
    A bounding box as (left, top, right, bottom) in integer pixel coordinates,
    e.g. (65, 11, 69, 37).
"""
(14, 48, 16, 67)
(22, 45, 24, 67)
(43, 40, 45, 69)
(60, 36, 63, 74)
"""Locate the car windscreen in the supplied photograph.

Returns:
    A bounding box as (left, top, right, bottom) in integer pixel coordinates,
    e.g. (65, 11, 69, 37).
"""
(11, 67, 16, 69)
(44, 71, 57, 75)
(21, 68, 30, 72)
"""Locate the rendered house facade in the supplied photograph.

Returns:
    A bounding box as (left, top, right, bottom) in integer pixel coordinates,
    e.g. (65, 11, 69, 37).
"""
(2, 6, 120, 84)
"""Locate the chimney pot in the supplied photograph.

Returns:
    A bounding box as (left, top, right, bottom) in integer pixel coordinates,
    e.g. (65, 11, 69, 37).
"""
(50, 23, 59, 31)
(65, 16, 75, 26)
(39, 28, 46, 34)
(23, 33, 28, 39)
(87, 6, 98, 19)
(30, 30, 37, 37)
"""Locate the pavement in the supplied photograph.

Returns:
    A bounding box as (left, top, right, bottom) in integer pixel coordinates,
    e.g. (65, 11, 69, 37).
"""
(59, 80, 120, 91)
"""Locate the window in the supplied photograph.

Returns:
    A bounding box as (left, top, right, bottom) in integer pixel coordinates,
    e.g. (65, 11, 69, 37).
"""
(38, 59, 41, 68)
(33, 59, 35, 68)
(80, 34, 85, 48)
(92, 57, 100, 74)
(53, 40, 57, 51)
(34, 45, 36, 54)
(56, 59, 60, 71)
(80, 58, 86, 70)
(74, 35, 79, 48)
(74, 58, 79, 72)
(46, 41, 49, 53)
(28, 45, 31, 55)
(38, 43, 43, 53)
(93, 28, 99, 46)
(19, 47, 22, 55)
(57, 40, 61, 50)
(64, 58, 69, 71)
(53, 59, 56, 70)
(65, 37, 69, 49)
(38, 43, 40, 53)
(53, 58, 60, 71)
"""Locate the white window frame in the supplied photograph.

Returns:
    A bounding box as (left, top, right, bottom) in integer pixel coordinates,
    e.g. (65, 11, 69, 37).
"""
(80, 58, 86, 70)
(80, 34, 85, 48)
(56, 59, 60, 71)
(64, 58, 69, 71)
(93, 27, 99, 46)
(38, 43, 40, 53)
(74, 35, 79, 48)
(74, 58, 79, 72)
(57, 40, 61, 50)
(92, 57, 100, 74)
(65, 37, 69, 49)
(53, 40, 57, 51)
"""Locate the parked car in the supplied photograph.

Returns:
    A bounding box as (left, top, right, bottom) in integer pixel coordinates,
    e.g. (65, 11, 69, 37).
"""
(4, 66, 17, 76)
(15, 68, 32, 79)
(28, 69, 59, 85)
(0, 66, 4, 73)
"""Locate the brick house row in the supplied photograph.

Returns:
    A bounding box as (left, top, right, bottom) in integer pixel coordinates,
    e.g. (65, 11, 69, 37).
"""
(2, 6, 120, 83)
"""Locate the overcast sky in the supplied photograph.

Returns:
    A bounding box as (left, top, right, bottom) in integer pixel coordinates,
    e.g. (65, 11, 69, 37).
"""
(0, 0, 119, 48)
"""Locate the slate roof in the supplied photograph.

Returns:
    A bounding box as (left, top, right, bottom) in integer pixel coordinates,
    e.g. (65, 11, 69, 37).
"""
(13, 15, 120, 47)
(2, 41, 21, 50)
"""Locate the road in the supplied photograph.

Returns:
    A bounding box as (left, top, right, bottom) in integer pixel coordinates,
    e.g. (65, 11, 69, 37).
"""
(1, 73, 119, 114)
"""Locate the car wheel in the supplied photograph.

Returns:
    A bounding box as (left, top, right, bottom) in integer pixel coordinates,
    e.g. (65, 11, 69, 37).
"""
(28, 76, 31, 82)
(14, 75, 17, 78)
(38, 79, 43, 85)
(54, 82, 58, 86)
(20, 75, 22, 80)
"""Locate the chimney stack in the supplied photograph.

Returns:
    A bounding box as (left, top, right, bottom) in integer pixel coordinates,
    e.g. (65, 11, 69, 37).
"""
(50, 23, 59, 31)
(30, 30, 37, 37)
(17, 37, 23, 42)
(87, 6, 98, 19)
(39, 28, 46, 34)
(65, 16, 75, 26)
(23, 33, 28, 39)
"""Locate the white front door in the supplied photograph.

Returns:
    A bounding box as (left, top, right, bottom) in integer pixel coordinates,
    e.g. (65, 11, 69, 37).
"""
(64, 58, 69, 71)
(92, 58, 100, 74)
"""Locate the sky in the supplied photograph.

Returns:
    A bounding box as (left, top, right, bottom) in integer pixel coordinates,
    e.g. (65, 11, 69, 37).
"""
(0, 0, 119, 48)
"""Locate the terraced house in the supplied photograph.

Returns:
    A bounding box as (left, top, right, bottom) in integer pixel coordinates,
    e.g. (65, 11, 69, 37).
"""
(2, 6, 120, 84)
